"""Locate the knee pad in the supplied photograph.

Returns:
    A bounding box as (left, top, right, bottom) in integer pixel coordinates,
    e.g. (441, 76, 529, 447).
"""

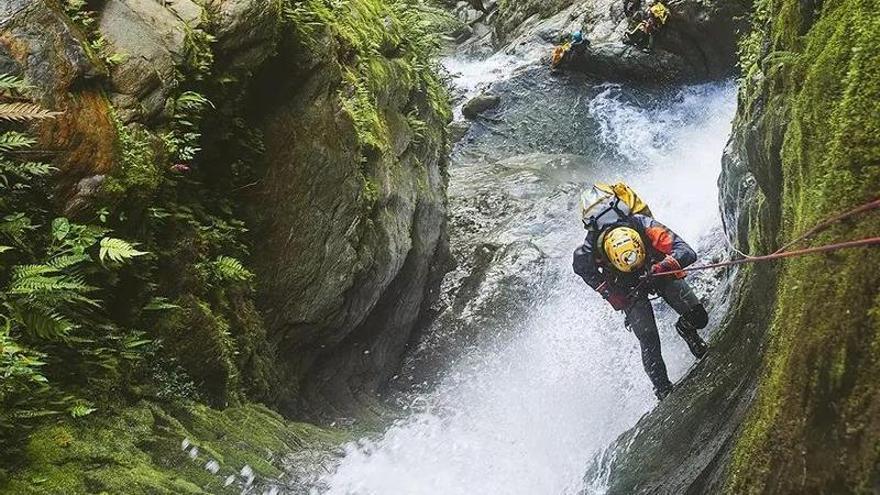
(682, 305, 709, 329)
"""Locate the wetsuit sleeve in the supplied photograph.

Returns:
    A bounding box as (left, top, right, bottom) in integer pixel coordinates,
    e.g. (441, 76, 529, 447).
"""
(573, 244, 604, 290)
(574, 243, 631, 310)
(638, 216, 697, 268)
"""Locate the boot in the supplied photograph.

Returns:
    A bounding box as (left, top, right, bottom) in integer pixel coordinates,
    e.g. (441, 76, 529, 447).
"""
(655, 382, 673, 401)
(676, 319, 708, 359)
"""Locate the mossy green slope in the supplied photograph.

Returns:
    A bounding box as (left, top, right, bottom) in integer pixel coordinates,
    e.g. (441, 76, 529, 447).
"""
(0, 401, 343, 494)
(727, 0, 880, 491)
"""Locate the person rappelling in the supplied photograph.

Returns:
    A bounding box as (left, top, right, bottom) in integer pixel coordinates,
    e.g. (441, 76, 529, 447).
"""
(572, 183, 709, 400)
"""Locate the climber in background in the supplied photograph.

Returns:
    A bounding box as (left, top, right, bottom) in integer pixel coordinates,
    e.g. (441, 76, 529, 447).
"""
(551, 30, 589, 69)
(624, 0, 670, 52)
(572, 183, 709, 400)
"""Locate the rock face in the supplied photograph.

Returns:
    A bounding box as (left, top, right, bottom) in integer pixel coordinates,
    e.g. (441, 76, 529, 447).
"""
(588, 0, 880, 492)
(0, 0, 450, 420)
(453, 0, 752, 82)
(251, 28, 450, 418)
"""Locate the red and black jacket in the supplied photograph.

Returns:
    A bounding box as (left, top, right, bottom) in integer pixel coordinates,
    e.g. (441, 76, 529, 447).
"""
(573, 214, 696, 306)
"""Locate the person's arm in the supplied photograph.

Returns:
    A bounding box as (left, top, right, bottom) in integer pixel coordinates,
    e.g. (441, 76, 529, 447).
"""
(574, 243, 632, 310)
(636, 216, 697, 275)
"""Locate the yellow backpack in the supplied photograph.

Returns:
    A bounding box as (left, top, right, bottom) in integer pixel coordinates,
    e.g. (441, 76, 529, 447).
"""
(580, 182, 652, 230)
(649, 3, 669, 24)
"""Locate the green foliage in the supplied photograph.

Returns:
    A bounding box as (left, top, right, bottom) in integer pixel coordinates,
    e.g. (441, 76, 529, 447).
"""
(0, 73, 30, 97)
(99, 237, 147, 265)
(0, 75, 156, 460)
(727, 1, 880, 492)
(0, 401, 345, 494)
(162, 91, 213, 164)
(205, 256, 253, 284)
(283, 0, 451, 157)
(62, 0, 125, 67)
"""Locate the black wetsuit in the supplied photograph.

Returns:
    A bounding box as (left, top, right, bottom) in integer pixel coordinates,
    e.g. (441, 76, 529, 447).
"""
(573, 214, 708, 397)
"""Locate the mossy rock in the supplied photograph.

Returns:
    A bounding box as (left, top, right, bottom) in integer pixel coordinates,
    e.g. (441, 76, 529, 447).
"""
(0, 401, 344, 495)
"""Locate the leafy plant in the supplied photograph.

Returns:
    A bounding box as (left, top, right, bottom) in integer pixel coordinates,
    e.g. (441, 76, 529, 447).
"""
(99, 237, 147, 265)
(204, 255, 253, 284)
(0, 103, 61, 122)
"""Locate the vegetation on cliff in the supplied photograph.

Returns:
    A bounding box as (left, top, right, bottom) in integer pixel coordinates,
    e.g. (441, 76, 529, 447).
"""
(0, 0, 450, 490)
(726, 0, 880, 491)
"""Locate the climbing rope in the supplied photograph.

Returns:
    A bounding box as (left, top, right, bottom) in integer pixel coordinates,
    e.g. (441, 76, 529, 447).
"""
(652, 197, 880, 278)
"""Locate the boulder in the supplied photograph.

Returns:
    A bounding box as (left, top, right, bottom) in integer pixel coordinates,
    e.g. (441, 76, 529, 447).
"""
(211, 0, 282, 72)
(462, 93, 501, 119)
(493, 0, 752, 82)
(97, 0, 202, 123)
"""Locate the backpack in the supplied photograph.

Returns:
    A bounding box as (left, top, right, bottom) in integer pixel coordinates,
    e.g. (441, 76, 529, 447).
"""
(580, 182, 651, 232)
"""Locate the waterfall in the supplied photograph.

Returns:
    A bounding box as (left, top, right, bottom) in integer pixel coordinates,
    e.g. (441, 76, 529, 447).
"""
(315, 60, 738, 495)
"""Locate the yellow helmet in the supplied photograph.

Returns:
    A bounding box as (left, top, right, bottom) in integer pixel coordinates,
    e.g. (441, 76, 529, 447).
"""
(602, 227, 646, 273)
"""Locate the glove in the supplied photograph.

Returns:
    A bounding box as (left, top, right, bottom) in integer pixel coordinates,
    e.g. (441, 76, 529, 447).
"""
(651, 255, 682, 277)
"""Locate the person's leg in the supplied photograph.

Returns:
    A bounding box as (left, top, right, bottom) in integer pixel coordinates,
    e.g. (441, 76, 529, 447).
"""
(656, 277, 709, 358)
(624, 297, 673, 399)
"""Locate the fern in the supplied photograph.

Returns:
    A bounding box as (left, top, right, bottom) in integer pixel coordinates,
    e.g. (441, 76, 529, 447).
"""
(0, 103, 60, 122)
(68, 403, 96, 418)
(16, 306, 76, 340)
(98, 237, 147, 264)
(0, 74, 29, 97)
(211, 255, 253, 282)
(0, 132, 36, 153)
(11, 264, 56, 280)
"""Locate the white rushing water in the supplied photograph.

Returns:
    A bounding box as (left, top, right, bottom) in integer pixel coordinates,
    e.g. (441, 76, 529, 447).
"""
(317, 69, 737, 494)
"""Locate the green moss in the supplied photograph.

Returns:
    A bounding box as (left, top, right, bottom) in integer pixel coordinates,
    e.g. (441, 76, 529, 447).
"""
(726, 0, 880, 492)
(284, 0, 450, 158)
(0, 401, 343, 495)
(101, 117, 166, 209)
(155, 295, 239, 408)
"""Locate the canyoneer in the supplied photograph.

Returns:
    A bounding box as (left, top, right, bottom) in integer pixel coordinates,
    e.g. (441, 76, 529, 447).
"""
(572, 183, 709, 400)
(624, 0, 669, 52)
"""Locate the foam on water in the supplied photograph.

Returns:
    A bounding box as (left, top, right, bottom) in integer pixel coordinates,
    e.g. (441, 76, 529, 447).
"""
(317, 75, 737, 495)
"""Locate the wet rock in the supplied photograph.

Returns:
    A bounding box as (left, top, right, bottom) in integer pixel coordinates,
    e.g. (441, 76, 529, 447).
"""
(493, 0, 750, 82)
(65, 174, 106, 216)
(211, 0, 282, 72)
(0, 0, 117, 196)
(97, 0, 201, 123)
(250, 31, 449, 420)
(448, 120, 473, 144)
(396, 153, 586, 389)
(462, 93, 501, 119)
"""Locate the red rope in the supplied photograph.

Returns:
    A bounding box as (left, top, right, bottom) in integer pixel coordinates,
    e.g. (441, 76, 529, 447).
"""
(651, 198, 880, 278)
(773, 197, 880, 254)
(652, 236, 880, 277)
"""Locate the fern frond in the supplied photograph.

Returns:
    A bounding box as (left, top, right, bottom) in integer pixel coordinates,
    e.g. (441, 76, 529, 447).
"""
(212, 255, 253, 282)
(47, 254, 90, 271)
(18, 307, 75, 340)
(98, 237, 147, 264)
(11, 264, 57, 280)
(15, 161, 55, 177)
(0, 103, 60, 122)
(0, 132, 36, 153)
(0, 74, 30, 96)
(68, 403, 96, 418)
(7, 275, 92, 296)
